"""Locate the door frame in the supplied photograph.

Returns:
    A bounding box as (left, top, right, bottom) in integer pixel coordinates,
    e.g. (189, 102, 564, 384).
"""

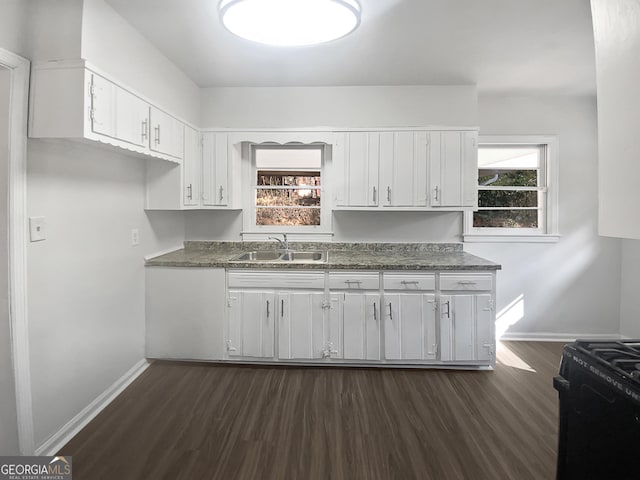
(0, 47, 34, 455)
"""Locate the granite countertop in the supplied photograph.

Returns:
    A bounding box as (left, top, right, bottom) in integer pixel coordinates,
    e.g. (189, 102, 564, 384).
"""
(145, 242, 501, 271)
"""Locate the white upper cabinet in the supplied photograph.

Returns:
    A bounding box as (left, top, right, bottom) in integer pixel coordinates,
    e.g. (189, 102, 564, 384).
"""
(334, 129, 477, 211)
(202, 132, 229, 207)
(335, 132, 380, 207)
(182, 126, 201, 207)
(89, 73, 116, 138)
(29, 60, 186, 164)
(113, 84, 149, 148)
(429, 131, 478, 208)
(149, 106, 184, 159)
(379, 131, 429, 207)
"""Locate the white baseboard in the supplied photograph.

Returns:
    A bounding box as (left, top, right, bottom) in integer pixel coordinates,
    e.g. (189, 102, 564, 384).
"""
(35, 359, 151, 456)
(499, 332, 624, 342)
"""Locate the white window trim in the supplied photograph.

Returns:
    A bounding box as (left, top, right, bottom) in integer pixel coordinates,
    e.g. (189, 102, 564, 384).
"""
(463, 135, 560, 243)
(241, 142, 333, 238)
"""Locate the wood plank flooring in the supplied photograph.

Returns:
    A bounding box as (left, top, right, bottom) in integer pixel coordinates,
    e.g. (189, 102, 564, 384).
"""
(59, 341, 565, 480)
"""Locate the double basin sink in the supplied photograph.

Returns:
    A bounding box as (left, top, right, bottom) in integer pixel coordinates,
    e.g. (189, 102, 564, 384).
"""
(229, 250, 328, 263)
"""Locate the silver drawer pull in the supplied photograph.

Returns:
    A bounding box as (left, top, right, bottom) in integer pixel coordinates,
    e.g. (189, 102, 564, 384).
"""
(457, 281, 477, 285)
(400, 280, 419, 285)
(344, 280, 363, 286)
(373, 302, 377, 321)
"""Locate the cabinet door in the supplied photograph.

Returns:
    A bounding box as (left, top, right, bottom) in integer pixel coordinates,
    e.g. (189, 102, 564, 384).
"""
(149, 106, 184, 159)
(227, 291, 274, 358)
(278, 292, 325, 360)
(183, 126, 201, 207)
(384, 293, 437, 360)
(90, 74, 116, 138)
(338, 292, 380, 360)
(336, 132, 380, 207)
(380, 131, 428, 207)
(113, 87, 149, 148)
(429, 131, 478, 207)
(440, 294, 494, 362)
(202, 132, 229, 206)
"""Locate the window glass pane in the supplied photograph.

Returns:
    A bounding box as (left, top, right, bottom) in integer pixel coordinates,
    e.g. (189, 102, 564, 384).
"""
(256, 188, 321, 207)
(473, 210, 539, 228)
(478, 190, 538, 208)
(478, 169, 537, 187)
(256, 207, 321, 226)
(257, 171, 321, 186)
(478, 146, 540, 187)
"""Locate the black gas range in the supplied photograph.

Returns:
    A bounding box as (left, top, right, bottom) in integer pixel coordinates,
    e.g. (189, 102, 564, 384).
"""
(554, 340, 640, 479)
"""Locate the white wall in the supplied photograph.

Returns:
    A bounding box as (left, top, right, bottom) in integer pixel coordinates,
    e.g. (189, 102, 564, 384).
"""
(0, 0, 28, 58)
(200, 86, 478, 128)
(81, 0, 200, 124)
(26, 140, 184, 447)
(591, 0, 640, 239)
(26, 0, 83, 61)
(466, 95, 621, 338)
(0, 67, 19, 455)
(620, 239, 640, 338)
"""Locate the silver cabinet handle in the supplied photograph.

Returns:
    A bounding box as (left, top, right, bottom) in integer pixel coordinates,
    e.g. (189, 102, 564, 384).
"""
(219, 185, 224, 201)
(187, 184, 193, 200)
(266, 300, 270, 318)
(400, 280, 419, 286)
(457, 281, 477, 285)
(443, 300, 450, 319)
(434, 186, 439, 202)
(387, 186, 391, 202)
(154, 125, 160, 145)
(281, 299, 284, 317)
(388, 302, 393, 320)
(141, 119, 148, 142)
(344, 280, 362, 286)
(372, 186, 377, 203)
(373, 302, 377, 321)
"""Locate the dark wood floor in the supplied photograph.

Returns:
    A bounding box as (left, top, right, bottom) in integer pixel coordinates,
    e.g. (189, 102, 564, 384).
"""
(59, 341, 565, 480)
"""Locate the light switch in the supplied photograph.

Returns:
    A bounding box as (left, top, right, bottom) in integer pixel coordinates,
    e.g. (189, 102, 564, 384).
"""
(131, 229, 139, 246)
(29, 216, 46, 242)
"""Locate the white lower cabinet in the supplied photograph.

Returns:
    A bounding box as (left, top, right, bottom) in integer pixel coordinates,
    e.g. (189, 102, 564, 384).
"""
(329, 292, 381, 360)
(384, 293, 438, 360)
(439, 294, 494, 362)
(227, 291, 274, 358)
(278, 292, 326, 360)
(224, 269, 495, 367)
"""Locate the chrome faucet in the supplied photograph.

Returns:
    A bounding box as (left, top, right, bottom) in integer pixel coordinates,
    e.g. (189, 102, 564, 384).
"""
(268, 234, 289, 252)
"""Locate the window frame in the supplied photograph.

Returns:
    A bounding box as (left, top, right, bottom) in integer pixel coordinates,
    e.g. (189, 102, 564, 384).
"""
(243, 142, 333, 236)
(463, 135, 560, 243)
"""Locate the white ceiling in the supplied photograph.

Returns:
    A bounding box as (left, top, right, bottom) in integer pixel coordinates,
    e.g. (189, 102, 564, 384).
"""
(104, 0, 596, 94)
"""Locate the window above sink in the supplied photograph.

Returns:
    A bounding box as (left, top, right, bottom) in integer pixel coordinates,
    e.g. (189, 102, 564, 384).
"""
(242, 141, 333, 239)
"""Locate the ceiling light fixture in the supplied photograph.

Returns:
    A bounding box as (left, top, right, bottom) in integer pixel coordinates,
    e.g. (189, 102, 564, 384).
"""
(219, 0, 361, 47)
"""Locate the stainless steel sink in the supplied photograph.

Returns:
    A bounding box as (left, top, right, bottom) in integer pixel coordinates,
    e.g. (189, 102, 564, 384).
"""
(229, 250, 328, 263)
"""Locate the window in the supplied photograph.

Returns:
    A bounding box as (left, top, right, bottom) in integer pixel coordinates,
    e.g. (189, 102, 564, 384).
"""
(247, 144, 329, 233)
(464, 136, 559, 243)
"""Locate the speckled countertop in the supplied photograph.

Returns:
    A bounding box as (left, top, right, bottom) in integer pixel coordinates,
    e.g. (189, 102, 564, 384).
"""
(145, 242, 501, 271)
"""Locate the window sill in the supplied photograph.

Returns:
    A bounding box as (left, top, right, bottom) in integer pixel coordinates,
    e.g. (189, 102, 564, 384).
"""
(463, 234, 560, 244)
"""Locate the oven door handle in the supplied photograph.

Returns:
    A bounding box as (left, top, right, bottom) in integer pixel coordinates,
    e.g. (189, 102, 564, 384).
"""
(553, 375, 570, 392)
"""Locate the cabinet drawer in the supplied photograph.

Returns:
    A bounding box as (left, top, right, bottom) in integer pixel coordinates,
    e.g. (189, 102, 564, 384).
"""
(383, 273, 436, 291)
(227, 271, 324, 289)
(329, 272, 379, 290)
(440, 273, 493, 291)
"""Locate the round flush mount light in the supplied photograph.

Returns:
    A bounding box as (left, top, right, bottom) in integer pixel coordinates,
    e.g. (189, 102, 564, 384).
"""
(219, 0, 361, 47)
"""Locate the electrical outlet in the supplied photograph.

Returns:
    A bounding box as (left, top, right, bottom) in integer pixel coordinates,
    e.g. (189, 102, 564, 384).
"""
(131, 229, 139, 246)
(29, 216, 46, 242)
